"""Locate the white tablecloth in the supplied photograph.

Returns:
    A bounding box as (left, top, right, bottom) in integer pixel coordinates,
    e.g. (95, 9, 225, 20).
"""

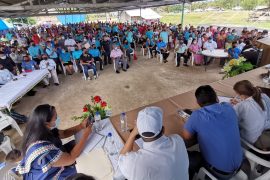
(0, 69, 49, 110)
(202, 49, 228, 58)
(76, 118, 125, 179)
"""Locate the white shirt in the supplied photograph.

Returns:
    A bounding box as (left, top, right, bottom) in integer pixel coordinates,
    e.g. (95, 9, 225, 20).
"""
(0, 69, 13, 85)
(39, 59, 56, 71)
(237, 42, 246, 52)
(118, 135, 189, 180)
(203, 41, 217, 51)
(64, 38, 76, 51)
(234, 94, 270, 143)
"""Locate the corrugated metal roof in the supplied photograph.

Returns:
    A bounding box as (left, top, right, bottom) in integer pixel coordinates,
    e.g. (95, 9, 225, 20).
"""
(0, 0, 202, 18)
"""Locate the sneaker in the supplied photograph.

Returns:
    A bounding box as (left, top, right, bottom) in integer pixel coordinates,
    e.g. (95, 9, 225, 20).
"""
(94, 76, 97, 79)
(87, 77, 91, 80)
(116, 70, 120, 74)
(123, 69, 127, 72)
(43, 84, 49, 88)
(54, 83, 59, 86)
(183, 64, 189, 67)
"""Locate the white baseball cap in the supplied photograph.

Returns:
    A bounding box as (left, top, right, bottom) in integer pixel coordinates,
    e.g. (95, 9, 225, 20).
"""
(137, 107, 163, 139)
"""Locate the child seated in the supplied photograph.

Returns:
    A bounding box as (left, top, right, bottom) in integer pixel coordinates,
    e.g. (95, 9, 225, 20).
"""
(3, 149, 23, 180)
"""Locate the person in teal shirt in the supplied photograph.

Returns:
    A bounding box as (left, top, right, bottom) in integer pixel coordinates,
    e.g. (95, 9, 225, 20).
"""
(72, 47, 83, 73)
(146, 29, 154, 40)
(122, 40, 133, 62)
(145, 38, 156, 58)
(28, 42, 42, 64)
(60, 49, 74, 75)
(126, 29, 133, 44)
(160, 29, 169, 44)
(88, 45, 103, 71)
(5, 32, 13, 41)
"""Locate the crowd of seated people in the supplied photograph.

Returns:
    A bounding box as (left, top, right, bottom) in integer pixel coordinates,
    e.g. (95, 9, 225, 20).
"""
(0, 22, 268, 84)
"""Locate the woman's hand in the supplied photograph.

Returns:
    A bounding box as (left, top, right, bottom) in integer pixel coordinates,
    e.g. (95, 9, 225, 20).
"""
(82, 125, 92, 138)
(80, 118, 89, 129)
(230, 98, 239, 106)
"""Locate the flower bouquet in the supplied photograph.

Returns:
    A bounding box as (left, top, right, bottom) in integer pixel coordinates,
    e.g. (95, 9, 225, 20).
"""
(72, 96, 112, 122)
(222, 57, 254, 79)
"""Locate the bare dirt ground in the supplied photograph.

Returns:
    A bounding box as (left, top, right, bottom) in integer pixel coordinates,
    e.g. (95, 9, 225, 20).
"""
(1, 52, 223, 160)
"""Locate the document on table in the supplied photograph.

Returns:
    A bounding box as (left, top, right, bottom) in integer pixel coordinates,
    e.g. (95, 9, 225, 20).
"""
(218, 96, 232, 103)
(75, 130, 104, 154)
(76, 148, 114, 180)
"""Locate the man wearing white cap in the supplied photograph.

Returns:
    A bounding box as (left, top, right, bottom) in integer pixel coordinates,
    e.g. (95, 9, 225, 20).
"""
(118, 106, 189, 180)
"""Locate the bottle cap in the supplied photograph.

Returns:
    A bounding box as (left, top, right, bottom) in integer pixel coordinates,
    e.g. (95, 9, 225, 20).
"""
(107, 132, 112, 137)
(95, 112, 100, 115)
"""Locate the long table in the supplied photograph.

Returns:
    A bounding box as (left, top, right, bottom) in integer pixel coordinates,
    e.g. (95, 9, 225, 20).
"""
(110, 66, 270, 148)
(0, 69, 49, 110)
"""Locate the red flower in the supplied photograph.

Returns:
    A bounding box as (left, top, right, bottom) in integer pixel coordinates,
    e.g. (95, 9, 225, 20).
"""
(83, 106, 88, 112)
(101, 101, 107, 108)
(93, 96, 102, 103)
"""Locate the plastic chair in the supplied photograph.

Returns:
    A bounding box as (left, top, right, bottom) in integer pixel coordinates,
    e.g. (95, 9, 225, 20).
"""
(156, 49, 163, 63)
(72, 59, 78, 73)
(241, 138, 270, 180)
(80, 64, 97, 80)
(113, 59, 122, 72)
(141, 46, 146, 56)
(0, 111, 23, 137)
(61, 62, 67, 76)
(174, 52, 185, 67)
(195, 167, 248, 180)
(0, 136, 14, 155)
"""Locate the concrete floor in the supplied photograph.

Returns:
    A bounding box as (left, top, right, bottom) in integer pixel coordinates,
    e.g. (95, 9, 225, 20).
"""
(1, 52, 223, 160)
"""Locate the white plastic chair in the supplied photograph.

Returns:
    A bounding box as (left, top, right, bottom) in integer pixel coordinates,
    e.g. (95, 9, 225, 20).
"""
(141, 46, 145, 56)
(195, 167, 248, 180)
(72, 59, 78, 73)
(0, 111, 23, 137)
(241, 138, 270, 180)
(156, 49, 163, 63)
(80, 64, 97, 80)
(0, 136, 14, 155)
(61, 62, 67, 76)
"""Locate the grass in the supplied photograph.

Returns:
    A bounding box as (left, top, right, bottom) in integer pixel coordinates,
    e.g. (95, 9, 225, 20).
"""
(160, 11, 270, 29)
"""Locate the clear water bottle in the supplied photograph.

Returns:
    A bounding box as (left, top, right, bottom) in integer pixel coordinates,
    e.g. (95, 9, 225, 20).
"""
(120, 112, 128, 132)
(107, 132, 117, 156)
(94, 112, 102, 131)
(31, 65, 35, 71)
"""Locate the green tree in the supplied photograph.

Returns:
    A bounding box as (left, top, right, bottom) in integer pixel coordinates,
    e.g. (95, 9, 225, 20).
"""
(6, 17, 36, 25)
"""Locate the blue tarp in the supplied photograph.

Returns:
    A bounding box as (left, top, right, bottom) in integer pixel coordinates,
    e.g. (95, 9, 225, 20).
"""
(0, 19, 10, 31)
(57, 14, 86, 25)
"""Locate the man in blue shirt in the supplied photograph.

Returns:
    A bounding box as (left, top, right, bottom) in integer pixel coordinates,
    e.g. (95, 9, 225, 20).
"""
(160, 28, 169, 45)
(28, 42, 42, 65)
(156, 38, 169, 63)
(181, 85, 243, 179)
(228, 41, 241, 59)
(88, 45, 103, 71)
(146, 28, 154, 40)
(21, 55, 38, 73)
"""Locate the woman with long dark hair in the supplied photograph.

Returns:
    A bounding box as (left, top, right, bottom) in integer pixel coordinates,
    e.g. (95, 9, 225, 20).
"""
(16, 104, 92, 179)
(232, 80, 270, 147)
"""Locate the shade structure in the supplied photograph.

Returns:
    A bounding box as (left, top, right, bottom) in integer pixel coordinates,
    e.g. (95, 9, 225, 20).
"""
(0, 0, 202, 18)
